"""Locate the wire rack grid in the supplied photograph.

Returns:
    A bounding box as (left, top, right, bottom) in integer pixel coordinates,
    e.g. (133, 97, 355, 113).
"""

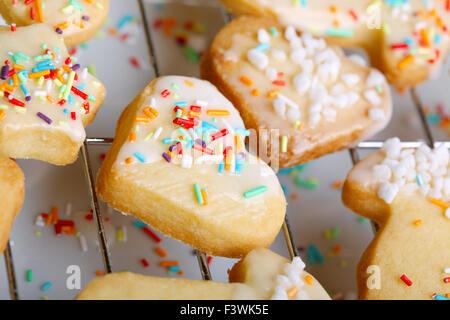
(1, 0, 441, 300)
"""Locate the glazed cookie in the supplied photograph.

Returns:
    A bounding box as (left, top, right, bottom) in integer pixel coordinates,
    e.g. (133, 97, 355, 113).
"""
(0, 157, 24, 254)
(0, 0, 109, 47)
(221, 0, 450, 87)
(96, 76, 286, 258)
(201, 16, 392, 168)
(342, 138, 450, 300)
(0, 24, 106, 165)
(77, 248, 330, 300)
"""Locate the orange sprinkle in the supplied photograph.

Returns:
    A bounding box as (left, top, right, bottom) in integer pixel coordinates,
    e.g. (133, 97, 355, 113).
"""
(51, 206, 58, 224)
(178, 270, 184, 276)
(4, 83, 14, 92)
(240, 75, 253, 86)
(0, 110, 6, 121)
(267, 89, 280, 98)
(46, 96, 55, 103)
(54, 21, 70, 31)
(333, 245, 342, 255)
(125, 157, 133, 164)
(13, 64, 25, 71)
(251, 88, 259, 96)
(36, 0, 44, 23)
(63, 65, 73, 74)
(206, 109, 230, 116)
(333, 20, 340, 27)
(429, 198, 449, 209)
(184, 80, 195, 87)
(296, 122, 304, 130)
(225, 148, 233, 171)
(332, 181, 344, 189)
(95, 270, 103, 276)
(397, 55, 414, 71)
(129, 131, 136, 142)
(45, 214, 52, 225)
(160, 261, 179, 267)
(234, 134, 244, 152)
(420, 29, 431, 47)
(29, 70, 50, 79)
(290, 193, 298, 200)
(108, 27, 118, 36)
(12, 74, 19, 87)
(201, 189, 208, 206)
(330, 5, 337, 13)
(135, 116, 151, 123)
(305, 275, 314, 285)
(188, 110, 201, 118)
(155, 247, 168, 258)
(143, 107, 158, 119)
(287, 286, 299, 298)
(413, 219, 422, 226)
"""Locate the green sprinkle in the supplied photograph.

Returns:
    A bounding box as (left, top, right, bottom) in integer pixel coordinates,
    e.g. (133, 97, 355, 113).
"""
(183, 47, 200, 63)
(193, 183, 204, 205)
(281, 136, 288, 153)
(325, 28, 354, 38)
(87, 64, 97, 76)
(269, 27, 278, 36)
(33, 54, 52, 61)
(295, 178, 318, 190)
(26, 269, 32, 283)
(243, 186, 268, 198)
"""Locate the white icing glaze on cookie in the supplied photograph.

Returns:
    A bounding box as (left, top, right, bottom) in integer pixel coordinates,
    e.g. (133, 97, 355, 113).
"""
(2, 0, 108, 39)
(0, 24, 101, 143)
(115, 76, 281, 199)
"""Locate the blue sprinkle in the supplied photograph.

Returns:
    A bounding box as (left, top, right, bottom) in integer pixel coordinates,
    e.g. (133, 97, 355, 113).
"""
(134, 152, 146, 163)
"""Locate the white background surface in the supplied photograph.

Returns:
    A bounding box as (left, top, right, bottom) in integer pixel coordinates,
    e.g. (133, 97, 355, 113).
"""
(0, 0, 449, 300)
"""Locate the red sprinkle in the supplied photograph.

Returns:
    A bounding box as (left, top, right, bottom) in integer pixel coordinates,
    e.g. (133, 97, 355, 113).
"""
(142, 226, 161, 243)
(400, 274, 413, 286)
(161, 89, 170, 98)
(444, 277, 450, 283)
(141, 258, 149, 267)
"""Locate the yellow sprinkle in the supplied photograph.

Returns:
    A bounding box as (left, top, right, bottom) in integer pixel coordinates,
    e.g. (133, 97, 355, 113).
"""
(251, 88, 259, 96)
(267, 89, 281, 98)
(206, 110, 230, 116)
(184, 80, 194, 87)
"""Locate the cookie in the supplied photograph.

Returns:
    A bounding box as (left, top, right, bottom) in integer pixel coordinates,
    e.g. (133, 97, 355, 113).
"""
(0, 157, 24, 254)
(96, 76, 286, 258)
(220, 0, 450, 87)
(77, 248, 330, 300)
(201, 16, 392, 168)
(342, 138, 450, 300)
(0, 24, 106, 165)
(0, 0, 109, 47)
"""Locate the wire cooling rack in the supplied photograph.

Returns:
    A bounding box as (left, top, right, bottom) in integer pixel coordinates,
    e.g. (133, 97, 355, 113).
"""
(2, 0, 444, 300)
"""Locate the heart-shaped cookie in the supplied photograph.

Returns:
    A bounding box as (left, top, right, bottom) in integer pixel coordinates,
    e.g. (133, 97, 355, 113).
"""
(201, 16, 392, 168)
(0, 24, 106, 165)
(77, 248, 330, 300)
(220, 0, 450, 87)
(343, 138, 450, 300)
(96, 76, 286, 258)
(0, 0, 109, 47)
(0, 156, 24, 254)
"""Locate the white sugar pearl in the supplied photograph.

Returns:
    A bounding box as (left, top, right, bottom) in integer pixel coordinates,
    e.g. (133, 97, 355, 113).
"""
(293, 73, 311, 94)
(331, 83, 346, 95)
(332, 94, 350, 109)
(347, 92, 360, 105)
(271, 49, 287, 61)
(341, 73, 360, 87)
(292, 257, 306, 270)
(181, 155, 193, 169)
(393, 164, 407, 179)
(266, 67, 278, 81)
(271, 288, 288, 300)
(309, 112, 321, 126)
(394, 178, 406, 187)
(364, 89, 382, 106)
(300, 59, 314, 74)
(383, 137, 401, 159)
(287, 107, 301, 121)
(445, 208, 450, 219)
(420, 184, 430, 196)
(369, 108, 385, 121)
(323, 107, 337, 120)
(257, 28, 271, 43)
(285, 26, 298, 41)
(348, 54, 367, 66)
(366, 70, 386, 87)
(309, 102, 322, 113)
(275, 275, 291, 290)
(273, 99, 286, 118)
(373, 164, 392, 181)
(290, 47, 307, 64)
(378, 182, 399, 204)
(247, 49, 269, 70)
(433, 177, 444, 191)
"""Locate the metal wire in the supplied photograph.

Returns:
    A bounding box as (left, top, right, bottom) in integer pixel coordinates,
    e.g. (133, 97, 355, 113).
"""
(2, 0, 445, 300)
